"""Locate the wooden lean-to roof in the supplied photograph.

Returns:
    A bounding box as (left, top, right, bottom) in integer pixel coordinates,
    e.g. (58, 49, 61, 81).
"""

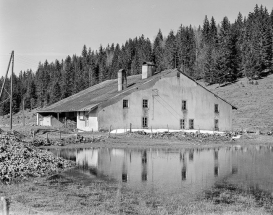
(37, 69, 237, 113)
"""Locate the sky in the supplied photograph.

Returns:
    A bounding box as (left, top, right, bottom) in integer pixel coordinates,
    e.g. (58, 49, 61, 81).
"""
(0, 0, 272, 77)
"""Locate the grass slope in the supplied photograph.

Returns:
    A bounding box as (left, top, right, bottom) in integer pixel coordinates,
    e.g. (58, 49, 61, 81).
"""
(206, 74, 273, 132)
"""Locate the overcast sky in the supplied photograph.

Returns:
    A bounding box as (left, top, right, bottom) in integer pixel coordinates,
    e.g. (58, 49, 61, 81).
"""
(0, 0, 272, 76)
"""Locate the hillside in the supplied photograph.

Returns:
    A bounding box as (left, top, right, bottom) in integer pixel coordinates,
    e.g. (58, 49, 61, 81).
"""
(207, 74, 273, 132)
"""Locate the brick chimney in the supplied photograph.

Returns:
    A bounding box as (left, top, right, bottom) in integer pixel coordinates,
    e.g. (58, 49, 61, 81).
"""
(118, 69, 127, 91)
(142, 62, 155, 79)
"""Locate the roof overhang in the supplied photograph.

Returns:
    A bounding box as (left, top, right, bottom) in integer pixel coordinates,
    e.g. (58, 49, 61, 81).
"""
(37, 104, 98, 113)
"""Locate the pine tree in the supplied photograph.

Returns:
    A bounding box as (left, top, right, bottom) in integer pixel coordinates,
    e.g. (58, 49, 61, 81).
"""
(153, 29, 165, 72)
(82, 45, 87, 58)
(202, 15, 210, 44)
(204, 46, 216, 84)
(164, 30, 177, 69)
(209, 16, 218, 46)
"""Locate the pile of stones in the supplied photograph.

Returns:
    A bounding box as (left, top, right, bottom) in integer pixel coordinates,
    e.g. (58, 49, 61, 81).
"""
(32, 134, 105, 147)
(0, 133, 74, 184)
(128, 130, 239, 142)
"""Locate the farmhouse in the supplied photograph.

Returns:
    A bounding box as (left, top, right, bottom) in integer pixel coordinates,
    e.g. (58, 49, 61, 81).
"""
(37, 62, 237, 132)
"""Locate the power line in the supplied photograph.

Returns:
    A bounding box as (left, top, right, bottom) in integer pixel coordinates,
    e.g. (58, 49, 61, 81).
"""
(157, 95, 182, 117)
(154, 96, 179, 120)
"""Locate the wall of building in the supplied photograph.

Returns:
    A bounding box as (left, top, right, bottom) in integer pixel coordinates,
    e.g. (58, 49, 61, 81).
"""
(37, 112, 75, 128)
(98, 73, 233, 131)
(77, 109, 98, 131)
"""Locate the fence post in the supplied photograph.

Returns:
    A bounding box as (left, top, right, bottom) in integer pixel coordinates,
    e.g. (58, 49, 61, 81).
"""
(32, 130, 35, 143)
(46, 133, 49, 143)
(59, 130, 61, 139)
(1, 196, 10, 215)
(130, 123, 132, 133)
(108, 125, 111, 137)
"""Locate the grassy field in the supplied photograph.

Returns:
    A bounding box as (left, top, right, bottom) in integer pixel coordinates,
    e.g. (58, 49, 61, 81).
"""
(206, 74, 273, 132)
(1, 170, 272, 215)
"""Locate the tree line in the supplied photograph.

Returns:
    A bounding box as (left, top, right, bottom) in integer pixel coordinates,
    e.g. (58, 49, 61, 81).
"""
(0, 4, 272, 116)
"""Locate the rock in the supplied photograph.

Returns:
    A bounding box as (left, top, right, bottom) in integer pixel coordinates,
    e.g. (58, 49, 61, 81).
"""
(0, 137, 74, 184)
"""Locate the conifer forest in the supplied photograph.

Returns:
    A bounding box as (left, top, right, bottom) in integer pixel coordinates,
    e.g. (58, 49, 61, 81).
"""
(0, 4, 272, 116)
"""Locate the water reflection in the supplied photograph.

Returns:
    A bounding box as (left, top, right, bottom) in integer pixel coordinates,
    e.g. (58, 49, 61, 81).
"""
(51, 145, 273, 194)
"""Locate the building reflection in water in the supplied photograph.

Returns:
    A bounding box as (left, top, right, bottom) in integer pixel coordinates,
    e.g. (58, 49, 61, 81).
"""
(214, 149, 219, 177)
(214, 149, 218, 161)
(122, 152, 128, 182)
(189, 150, 194, 162)
(141, 150, 148, 181)
(51, 145, 273, 195)
(232, 165, 238, 174)
(181, 165, 187, 181)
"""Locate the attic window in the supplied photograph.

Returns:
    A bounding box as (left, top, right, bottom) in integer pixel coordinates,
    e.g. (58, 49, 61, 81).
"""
(123, 99, 129, 108)
(215, 104, 219, 113)
(143, 99, 148, 108)
(182, 100, 187, 111)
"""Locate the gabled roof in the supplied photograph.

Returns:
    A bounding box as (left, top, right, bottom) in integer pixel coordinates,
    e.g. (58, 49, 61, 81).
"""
(38, 69, 237, 113)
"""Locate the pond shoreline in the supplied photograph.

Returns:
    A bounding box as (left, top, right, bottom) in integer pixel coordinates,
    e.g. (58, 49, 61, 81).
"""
(40, 133, 273, 149)
(1, 132, 273, 215)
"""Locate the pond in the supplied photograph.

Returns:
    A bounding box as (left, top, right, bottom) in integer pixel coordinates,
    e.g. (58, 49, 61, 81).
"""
(50, 145, 273, 198)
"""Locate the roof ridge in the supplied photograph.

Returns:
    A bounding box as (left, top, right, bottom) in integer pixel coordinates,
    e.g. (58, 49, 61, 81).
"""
(177, 69, 237, 109)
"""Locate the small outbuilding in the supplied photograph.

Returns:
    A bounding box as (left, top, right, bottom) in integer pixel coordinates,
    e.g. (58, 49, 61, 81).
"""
(37, 62, 237, 132)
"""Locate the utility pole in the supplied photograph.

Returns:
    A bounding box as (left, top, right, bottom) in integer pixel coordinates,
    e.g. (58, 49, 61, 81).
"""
(22, 98, 25, 126)
(0, 52, 13, 99)
(10, 51, 14, 130)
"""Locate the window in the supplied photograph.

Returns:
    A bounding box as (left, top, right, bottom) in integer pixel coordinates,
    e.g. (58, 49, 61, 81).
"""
(215, 104, 219, 113)
(79, 112, 84, 120)
(215, 119, 219, 131)
(143, 99, 148, 108)
(142, 117, 148, 128)
(189, 119, 194, 129)
(182, 100, 187, 111)
(123, 99, 129, 108)
(180, 119, 185, 129)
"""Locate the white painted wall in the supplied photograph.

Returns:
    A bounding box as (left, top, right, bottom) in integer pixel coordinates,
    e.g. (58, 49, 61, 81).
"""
(39, 116, 51, 126)
(77, 110, 98, 131)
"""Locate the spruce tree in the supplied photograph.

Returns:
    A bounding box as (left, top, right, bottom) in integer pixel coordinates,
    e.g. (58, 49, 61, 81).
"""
(82, 45, 87, 58)
(202, 15, 210, 44)
(210, 16, 218, 46)
(153, 29, 165, 72)
(164, 30, 177, 69)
